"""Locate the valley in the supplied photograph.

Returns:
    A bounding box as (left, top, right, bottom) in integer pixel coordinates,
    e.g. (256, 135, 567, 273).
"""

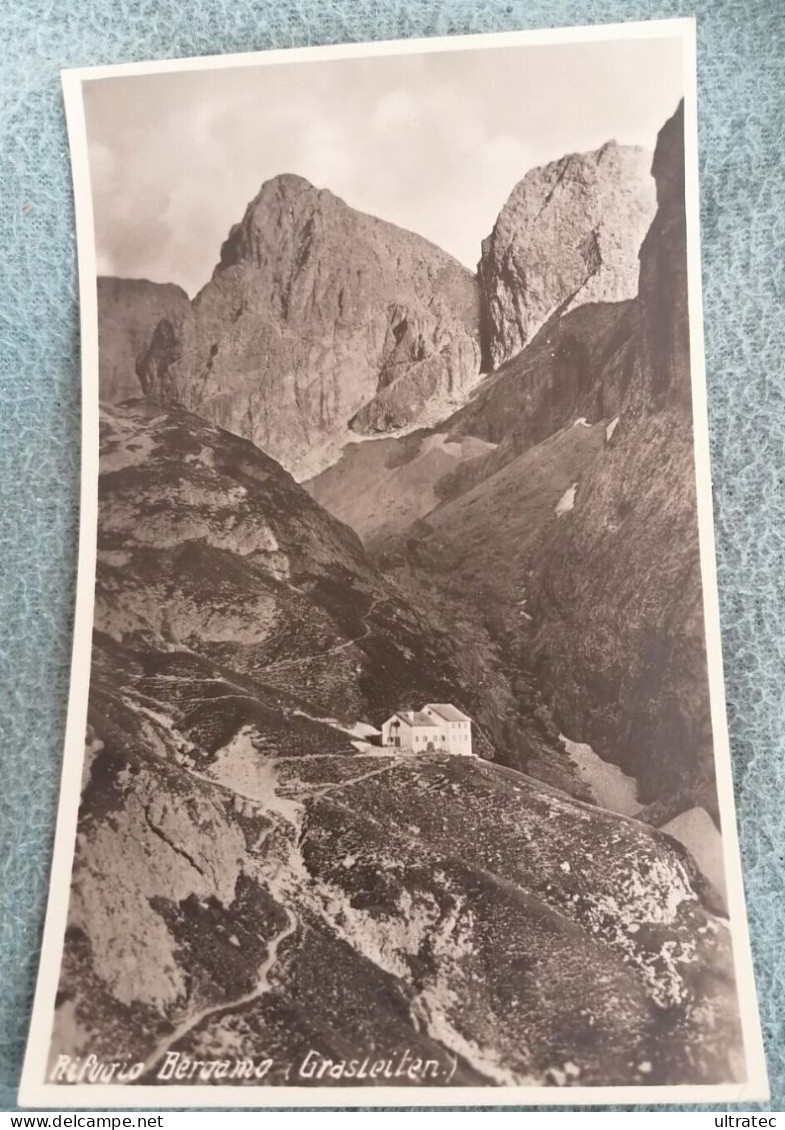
(52, 96, 742, 1088)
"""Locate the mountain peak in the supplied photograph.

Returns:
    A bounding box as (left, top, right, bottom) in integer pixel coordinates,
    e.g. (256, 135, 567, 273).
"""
(216, 174, 322, 272)
(248, 171, 321, 207)
(264, 171, 316, 194)
(143, 175, 481, 479)
(479, 142, 656, 368)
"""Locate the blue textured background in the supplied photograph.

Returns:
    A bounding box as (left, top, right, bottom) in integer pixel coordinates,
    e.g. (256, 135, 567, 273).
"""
(1, 0, 783, 1113)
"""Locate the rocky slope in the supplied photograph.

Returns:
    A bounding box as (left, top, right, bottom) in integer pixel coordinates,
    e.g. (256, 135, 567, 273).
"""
(402, 420, 608, 603)
(367, 419, 618, 800)
(50, 400, 742, 1088)
(90, 402, 492, 737)
(138, 175, 481, 479)
(306, 299, 637, 552)
(305, 429, 497, 553)
(478, 142, 655, 368)
(308, 103, 720, 844)
(444, 299, 638, 481)
(97, 277, 191, 402)
(305, 298, 643, 797)
(526, 102, 717, 821)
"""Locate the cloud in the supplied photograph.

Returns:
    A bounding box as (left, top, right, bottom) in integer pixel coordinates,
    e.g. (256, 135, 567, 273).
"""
(84, 36, 684, 294)
(371, 89, 420, 132)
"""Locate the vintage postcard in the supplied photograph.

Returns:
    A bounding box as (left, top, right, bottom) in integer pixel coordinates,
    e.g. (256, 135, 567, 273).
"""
(20, 18, 768, 1106)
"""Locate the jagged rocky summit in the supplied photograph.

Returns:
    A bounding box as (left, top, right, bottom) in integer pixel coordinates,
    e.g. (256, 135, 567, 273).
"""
(136, 174, 481, 478)
(101, 146, 654, 477)
(97, 277, 190, 402)
(478, 141, 655, 368)
(54, 400, 742, 1087)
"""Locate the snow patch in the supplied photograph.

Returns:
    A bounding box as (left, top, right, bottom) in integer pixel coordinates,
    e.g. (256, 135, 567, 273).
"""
(559, 734, 639, 816)
(661, 806, 727, 903)
(555, 483, 578, 516)
(581, 855, 699, 1007)
(420, 433, 463, 458)
(573, 416, 591, 428)
(291, 709, 380, 740)
(606, 416, 620, 442)
(98, 549, 131, 568)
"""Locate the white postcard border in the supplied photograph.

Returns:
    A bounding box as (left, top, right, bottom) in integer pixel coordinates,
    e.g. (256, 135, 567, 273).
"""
(18, 16, 769, 1107)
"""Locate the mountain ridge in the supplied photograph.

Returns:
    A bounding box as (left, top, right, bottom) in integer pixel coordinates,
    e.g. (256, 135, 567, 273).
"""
(101, 140, 655, 478)
(95, 103, 714, 836)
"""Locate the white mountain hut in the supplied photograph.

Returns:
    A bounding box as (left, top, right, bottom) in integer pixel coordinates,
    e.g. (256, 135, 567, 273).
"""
(380, 703, 473, 757)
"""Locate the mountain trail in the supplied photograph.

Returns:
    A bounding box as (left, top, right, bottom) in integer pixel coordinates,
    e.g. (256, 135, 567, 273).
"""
(261, 598, 378, 674)
(140, 905, 298, 1078)
(299, 759, 399, 799)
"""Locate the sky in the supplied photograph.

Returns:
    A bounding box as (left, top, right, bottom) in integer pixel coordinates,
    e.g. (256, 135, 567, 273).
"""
(83, 35, 684, 297)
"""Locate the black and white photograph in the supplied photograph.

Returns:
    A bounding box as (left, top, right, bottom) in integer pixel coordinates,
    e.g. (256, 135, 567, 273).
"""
(20, 20, 768, 1106)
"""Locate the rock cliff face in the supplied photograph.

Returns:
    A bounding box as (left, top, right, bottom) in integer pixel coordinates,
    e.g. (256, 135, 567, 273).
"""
(527, 103, 715, 819)
(51, 400, 742, 1088)
(97, 277, 190, 402)
(138, 175, 481, 479)
(478, 142, 655, 368)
